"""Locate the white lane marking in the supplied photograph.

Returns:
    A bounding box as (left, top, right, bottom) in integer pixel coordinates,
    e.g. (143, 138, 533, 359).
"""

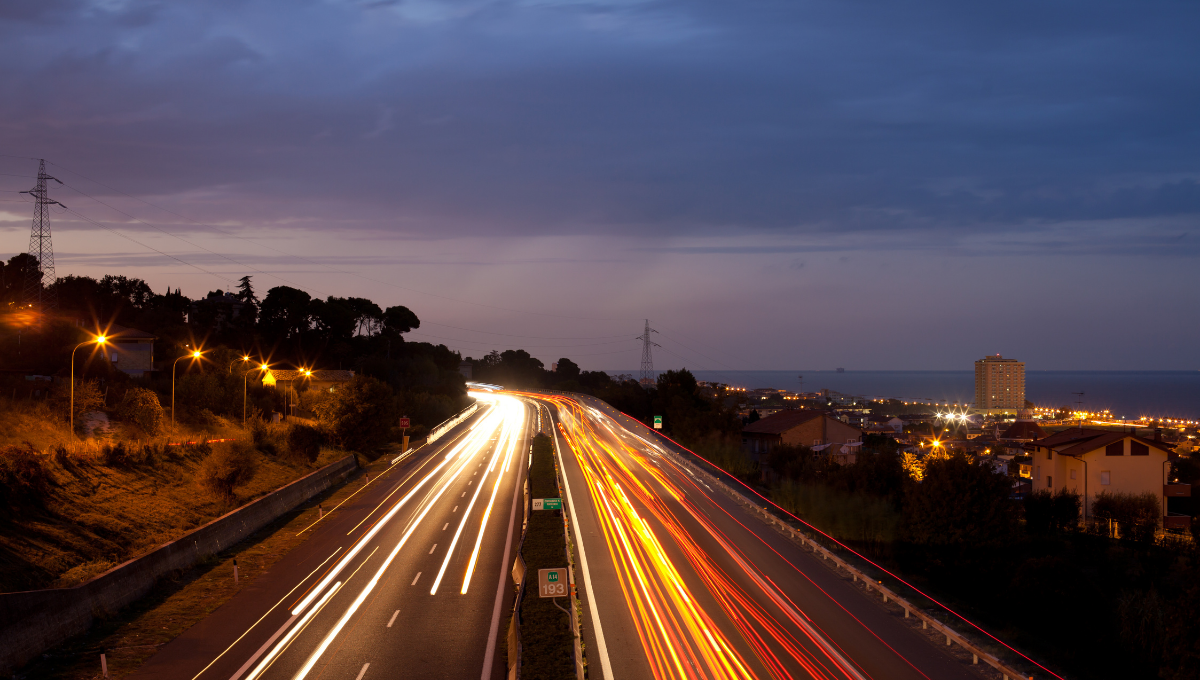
(429, 544, 437, 554)
(236, 582, 341, 680)
(453, 506, 459, 512)
(474, 470, 478, 475)
(412, 572, 422, 585)
(480, 407, 527, 680)
(355, 663, 370, 680)
(191, 547, 341, 680)
(551, 408, 614, 680)
(468, 480, 473, 486)
(462, 492, 466, 497)
(443, 523, 449, 530)
(387, 610, 399, 628)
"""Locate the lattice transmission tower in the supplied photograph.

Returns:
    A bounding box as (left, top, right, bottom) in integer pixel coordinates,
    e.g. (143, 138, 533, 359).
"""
(636, 319, 659, 388)
(19, 159, 64, 309)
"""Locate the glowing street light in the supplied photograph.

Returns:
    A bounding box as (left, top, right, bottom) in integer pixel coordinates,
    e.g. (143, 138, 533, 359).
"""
(243, 362, 270, 426)
(70, 334, 107, 433)
(229, 355, 253, 374)
(172, 348, 204, 425)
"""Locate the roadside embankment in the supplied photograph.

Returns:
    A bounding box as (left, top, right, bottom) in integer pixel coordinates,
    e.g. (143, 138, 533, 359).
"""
(0, 453, 358, 674)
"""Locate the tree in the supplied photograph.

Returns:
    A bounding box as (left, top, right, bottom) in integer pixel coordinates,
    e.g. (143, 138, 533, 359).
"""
(1, 253, 41, 305)
(310, 375, 398, 452)
(383, 305, 420, 335)
(553, 357, 581, 381)
(117, 387, 166, 435)
(903, 452, 1017, 547)
(259, 286, 313, 339)
(234, 275, 259, 326)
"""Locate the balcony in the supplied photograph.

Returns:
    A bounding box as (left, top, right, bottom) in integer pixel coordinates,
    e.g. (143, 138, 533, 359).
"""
(1164, 484, 1192, 497)
(1164, 514, 1192, 530)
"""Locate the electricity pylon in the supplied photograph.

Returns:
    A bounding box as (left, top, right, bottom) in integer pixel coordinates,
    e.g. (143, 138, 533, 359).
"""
(637, 319, 659, 388)
(19, 159, 64, 309)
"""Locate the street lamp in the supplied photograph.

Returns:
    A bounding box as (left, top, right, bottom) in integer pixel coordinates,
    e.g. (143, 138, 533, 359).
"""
(285, 368, 314, 421)
(243, 362, 269, 426)
(70, 334, 107, 433)
(172, 348, 204, 425)
(229, 355, 252, 374)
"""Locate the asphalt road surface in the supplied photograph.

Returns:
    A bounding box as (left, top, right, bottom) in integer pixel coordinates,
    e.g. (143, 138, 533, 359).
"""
(529, 392, 981, 680)
(132, 391, 532, 680)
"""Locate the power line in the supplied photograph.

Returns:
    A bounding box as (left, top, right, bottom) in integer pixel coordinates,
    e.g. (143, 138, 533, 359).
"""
(45, 159, 637, 324)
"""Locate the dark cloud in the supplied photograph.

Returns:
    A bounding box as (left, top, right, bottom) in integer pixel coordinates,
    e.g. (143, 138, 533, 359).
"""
(0, 0, 1195, 249)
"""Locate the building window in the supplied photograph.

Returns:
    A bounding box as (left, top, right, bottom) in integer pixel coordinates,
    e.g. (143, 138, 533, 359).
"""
(1130, 441, 1149, 456)
(1070, 469, 1076, 480)
(1100, 471, 1111, 485)
(111, 352, 119, 362)
(1047, 475, 1052, 488)
(1106, 441, 1123, 456)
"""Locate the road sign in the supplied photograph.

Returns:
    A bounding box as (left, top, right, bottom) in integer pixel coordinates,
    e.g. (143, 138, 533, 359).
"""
(399, 416, 410, 428)
(653, 415, 662, 429)
(533, 498, 562, 511)
(538, 568, 568, 598)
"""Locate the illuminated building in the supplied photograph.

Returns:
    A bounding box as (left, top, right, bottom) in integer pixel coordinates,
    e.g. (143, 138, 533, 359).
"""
(974, 354, 1025, 414)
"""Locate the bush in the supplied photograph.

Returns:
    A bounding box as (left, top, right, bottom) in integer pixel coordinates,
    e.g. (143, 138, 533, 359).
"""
(285, 423, 323, 464)
(117, 386, 166, 435)
(0, 443, 51, 506)
(51, 379, 105, 430)
(197, 441, 257, 499)
(101, 441, 131, 467)
(1024, 488, 1082, 535)
(903, 452, 1017, 547)
(693, 437, 758, 478)
(310, 376, 398, 453)
(1092, 491, 1159, 543)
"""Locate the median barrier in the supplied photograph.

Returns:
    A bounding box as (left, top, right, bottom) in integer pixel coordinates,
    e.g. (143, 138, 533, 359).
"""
(0, 454, 358, 675)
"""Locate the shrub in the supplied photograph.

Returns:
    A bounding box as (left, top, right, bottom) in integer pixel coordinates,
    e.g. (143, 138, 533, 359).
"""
(117, 387, 165, 435)
(772, 479, 901, 544)
(1092, 491, 1159, 543)
(285, 423, 323, 464)
(51, 379, 105, 430)
(692, 437, 758, 478)
(101, 441, 131, 467)
(0, 443, 51, 506)
(197, 441, 257, 500)
(1024, 488, 1082, 535)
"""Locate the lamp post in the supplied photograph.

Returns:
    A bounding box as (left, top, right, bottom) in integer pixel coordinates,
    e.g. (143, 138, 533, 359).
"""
(70, 334, 107, 433)
(172, 349, 203, 425)
(229, 355, 252, 374)
(285, 369, 314, 422)
(244, 363, 269, 426)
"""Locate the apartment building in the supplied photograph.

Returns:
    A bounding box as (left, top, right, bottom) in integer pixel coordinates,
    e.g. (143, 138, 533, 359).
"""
(975, 354, 1025, 414)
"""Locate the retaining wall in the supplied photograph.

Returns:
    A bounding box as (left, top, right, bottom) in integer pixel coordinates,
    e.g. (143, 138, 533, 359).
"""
(0, 454, 358, 674)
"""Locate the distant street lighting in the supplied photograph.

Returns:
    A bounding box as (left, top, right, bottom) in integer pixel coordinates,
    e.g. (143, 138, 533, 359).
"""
(172, 348, 204, 425)
(70, 334, 107, 433)
(229, 355, 252, 374)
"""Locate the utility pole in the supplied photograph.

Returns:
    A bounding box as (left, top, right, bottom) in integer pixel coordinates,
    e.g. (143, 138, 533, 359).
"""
(636, 319, 659, 388)
(19, 159, 64, 310)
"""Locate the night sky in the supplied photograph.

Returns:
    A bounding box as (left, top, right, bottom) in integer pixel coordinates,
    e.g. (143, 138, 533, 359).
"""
(1, 1, 1197, 371)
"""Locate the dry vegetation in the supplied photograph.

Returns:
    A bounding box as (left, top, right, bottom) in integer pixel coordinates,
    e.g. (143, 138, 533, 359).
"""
(0, 410, 347, 593)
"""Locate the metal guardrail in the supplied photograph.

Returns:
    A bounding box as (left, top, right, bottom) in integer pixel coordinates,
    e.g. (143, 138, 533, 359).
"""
(391, 402, 481, 465)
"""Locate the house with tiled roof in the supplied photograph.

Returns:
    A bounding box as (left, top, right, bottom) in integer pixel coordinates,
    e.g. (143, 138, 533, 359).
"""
(742, 410, 863, 464)
(1027, 428, 1188, 529)
(104, 324, 156, 377)
(262, 369, 356, 393)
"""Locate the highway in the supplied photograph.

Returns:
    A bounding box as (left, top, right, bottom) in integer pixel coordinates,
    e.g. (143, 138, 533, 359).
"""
(531, 392, 981, 680)
(131, 391, 532, 680)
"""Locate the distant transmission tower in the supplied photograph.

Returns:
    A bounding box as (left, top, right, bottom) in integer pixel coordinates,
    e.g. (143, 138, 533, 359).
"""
(19, 159, 64, 309)
(636, 319, 659, 387)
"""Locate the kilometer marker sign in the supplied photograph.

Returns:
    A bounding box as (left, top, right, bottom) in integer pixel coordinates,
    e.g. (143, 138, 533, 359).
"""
(653, 415, 662, 429)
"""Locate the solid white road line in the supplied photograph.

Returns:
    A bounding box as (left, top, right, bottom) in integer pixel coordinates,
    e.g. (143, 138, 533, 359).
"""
(387, 610, 399, 628)
(412, 572, 422, 586)
(480, 406, 527, 680)
(355, 663, 370, 680)
(551, 406, 614, 680)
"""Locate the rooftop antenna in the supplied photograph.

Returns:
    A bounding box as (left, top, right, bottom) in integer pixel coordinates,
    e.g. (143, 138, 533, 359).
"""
(19, 159, 64, 310)
(636, 319, 659, 388)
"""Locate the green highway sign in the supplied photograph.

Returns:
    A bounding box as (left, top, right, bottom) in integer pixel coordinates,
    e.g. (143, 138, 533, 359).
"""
(533, 498, 563, 511)
(539, 568, 568, 598)
(653, 415, 662, 430)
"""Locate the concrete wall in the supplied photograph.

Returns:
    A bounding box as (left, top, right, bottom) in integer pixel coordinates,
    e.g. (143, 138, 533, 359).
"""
(0, 454, 358, 674)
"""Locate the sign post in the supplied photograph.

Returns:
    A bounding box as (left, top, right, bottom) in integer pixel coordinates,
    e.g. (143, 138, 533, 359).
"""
(538, 568, 568, 598)
(532, 498, 563, 511)
(653, 415, 662, 430)
(400, 416, 410, 451)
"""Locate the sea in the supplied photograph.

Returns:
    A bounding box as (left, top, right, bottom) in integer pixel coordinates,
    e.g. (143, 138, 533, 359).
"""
(610, 370, 1200, 421)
